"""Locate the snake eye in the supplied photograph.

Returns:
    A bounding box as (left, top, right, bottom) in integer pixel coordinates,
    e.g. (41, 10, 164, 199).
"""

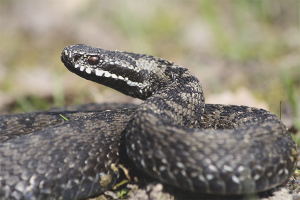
(88, 56, 100, 65)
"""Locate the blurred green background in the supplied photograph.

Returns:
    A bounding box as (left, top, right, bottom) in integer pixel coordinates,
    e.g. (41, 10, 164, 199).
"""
(0, 0, 299, 141)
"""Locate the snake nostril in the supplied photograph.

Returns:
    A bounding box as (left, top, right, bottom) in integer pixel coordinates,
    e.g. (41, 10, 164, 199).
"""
(88, 56, 100, 65)
(74, 55, 81, 62)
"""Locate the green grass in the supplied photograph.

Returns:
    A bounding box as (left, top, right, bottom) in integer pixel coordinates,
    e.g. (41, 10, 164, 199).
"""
(14, 95, 52, 113)
(198, 0, 292, 61)
(282, 67, 300, 145)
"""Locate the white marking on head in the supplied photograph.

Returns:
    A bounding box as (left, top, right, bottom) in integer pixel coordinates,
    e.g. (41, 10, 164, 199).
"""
(104, 71, 111, 78)
(278, 169, 283, 175)
(95, 69, 104, 76)
(111, 74, 118, 79)
(92, 68, 149, 89)
(126, 79, 147, 88)
(85, 67, 92, 74)
(80, 66, 85, 71)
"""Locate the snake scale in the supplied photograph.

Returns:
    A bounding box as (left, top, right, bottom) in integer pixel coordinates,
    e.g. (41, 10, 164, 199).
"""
(0, 44, 298, 199)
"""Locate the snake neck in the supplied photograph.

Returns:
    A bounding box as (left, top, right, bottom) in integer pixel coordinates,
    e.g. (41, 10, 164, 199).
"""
(137, 70, 205, 128)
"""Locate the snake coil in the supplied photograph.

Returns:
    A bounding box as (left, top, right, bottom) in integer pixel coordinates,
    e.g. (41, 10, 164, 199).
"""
(0, 44, 297, 199)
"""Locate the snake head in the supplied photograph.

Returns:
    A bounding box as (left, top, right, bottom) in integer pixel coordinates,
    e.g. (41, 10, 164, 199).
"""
(61, 44, 158, 100)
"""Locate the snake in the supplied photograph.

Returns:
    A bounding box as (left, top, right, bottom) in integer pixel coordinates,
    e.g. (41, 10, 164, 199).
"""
(0, 44, 298, 200)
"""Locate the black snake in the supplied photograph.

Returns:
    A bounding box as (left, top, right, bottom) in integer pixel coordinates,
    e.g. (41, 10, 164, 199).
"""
(0, 44, 298, 199)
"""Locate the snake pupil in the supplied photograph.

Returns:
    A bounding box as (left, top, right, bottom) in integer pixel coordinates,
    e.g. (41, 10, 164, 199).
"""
(88, 56, 100, 65)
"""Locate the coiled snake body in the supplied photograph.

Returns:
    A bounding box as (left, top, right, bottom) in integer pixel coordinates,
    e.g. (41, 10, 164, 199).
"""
(0, 44, 297, 199)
